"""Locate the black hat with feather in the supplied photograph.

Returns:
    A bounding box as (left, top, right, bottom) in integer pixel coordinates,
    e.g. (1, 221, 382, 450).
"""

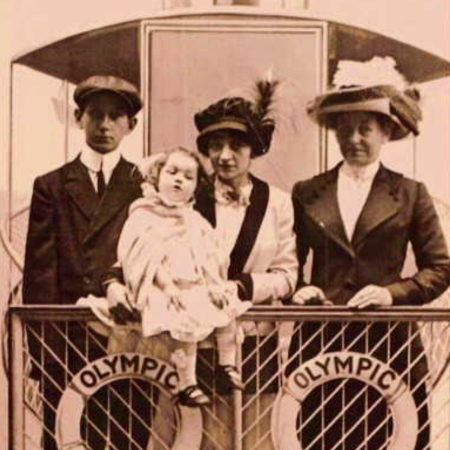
(195, 79, 278, 157)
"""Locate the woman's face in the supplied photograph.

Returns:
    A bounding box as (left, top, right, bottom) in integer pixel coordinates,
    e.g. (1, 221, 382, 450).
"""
(335, 111, 390, 167)
(206, 130, 252, 186)
(158, 151, 198, 203)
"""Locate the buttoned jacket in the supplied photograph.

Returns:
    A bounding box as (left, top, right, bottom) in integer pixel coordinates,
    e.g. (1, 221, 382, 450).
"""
(23, 155, 141, 306)
(292, 163, 450, 306)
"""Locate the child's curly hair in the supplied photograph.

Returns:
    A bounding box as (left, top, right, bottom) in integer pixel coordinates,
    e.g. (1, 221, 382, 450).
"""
(137, 146, 210, 198)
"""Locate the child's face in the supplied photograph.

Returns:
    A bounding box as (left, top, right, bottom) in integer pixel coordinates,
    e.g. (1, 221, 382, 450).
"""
(158, 151, 198, 203)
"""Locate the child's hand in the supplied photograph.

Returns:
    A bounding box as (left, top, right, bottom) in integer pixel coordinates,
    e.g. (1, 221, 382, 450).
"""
(208, 286, 229, 309)
(166, 286, 185, 312)
(106, 282, 133, 310)
(106, 282, 139, 324)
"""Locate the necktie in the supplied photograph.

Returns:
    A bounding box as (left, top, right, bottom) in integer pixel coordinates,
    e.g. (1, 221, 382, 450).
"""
(97, 164, 106, 199)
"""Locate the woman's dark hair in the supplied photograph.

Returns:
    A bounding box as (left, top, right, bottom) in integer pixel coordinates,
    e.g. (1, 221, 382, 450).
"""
(201, 128, 256, 157)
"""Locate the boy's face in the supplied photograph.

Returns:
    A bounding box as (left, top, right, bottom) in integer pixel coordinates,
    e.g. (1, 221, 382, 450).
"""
(158, 152, 198, 204)
(76, 91, 136, 154)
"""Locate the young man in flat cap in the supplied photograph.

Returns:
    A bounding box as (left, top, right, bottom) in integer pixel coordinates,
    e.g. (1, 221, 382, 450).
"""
(288, 84, 450, 449)
(23, 75, 147, 450)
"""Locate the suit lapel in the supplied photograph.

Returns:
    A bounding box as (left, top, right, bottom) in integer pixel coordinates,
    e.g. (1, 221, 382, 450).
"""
(64, 156, 99, 220)
(85, 158, 139, 242)
(228, 175, 270, 277)
(303, 165, 354, 257)
(352, 165, 402, 249)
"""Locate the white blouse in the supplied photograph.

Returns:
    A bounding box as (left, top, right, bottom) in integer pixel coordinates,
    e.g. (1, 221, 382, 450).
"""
(215, 183, 253, 256)
(338, 160, 380, 240)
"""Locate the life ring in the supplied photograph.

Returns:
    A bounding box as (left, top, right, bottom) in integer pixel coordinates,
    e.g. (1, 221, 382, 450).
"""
(271, 351, 418, 450)
(55, 353, 203, 450)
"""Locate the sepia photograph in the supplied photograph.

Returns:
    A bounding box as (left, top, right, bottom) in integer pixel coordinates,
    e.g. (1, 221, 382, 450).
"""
(0, 1, 449, 449)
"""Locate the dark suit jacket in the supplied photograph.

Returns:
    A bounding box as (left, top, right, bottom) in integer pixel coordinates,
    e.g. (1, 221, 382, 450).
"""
(23, 156, 141, 306)
(292, 163, 450, 306)
(22, 155, 141, 377)
(288, 162, 450, 377)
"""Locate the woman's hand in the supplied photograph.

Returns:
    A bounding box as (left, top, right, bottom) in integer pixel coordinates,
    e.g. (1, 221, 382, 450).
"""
(292, 286, 331, 305)
(347, 285, 393, 309)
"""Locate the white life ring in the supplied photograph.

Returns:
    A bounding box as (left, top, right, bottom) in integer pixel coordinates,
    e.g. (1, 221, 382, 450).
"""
(55, 353, 202, 450)
(271, 351, 418, 450)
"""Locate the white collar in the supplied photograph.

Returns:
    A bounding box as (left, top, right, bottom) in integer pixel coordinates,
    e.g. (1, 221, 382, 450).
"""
(340, 160, 380, 182)
(80, 146, 121, 173)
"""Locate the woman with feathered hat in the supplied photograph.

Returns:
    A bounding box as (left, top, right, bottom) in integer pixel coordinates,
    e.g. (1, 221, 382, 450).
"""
(189, 80, 298, 447)
(193, 82, 297, 422)
(287, 80, 450, 449)
(194, 80, 297, 312)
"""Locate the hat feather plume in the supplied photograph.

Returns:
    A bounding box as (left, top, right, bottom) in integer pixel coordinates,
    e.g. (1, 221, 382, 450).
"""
(253, 78, 279, 124)
(404, 87, 421, 102)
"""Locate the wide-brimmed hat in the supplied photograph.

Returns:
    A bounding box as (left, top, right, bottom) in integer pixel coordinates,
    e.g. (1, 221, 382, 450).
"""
(307, 84, 422, 140)
(194, 80, 278, 157)
(74, 75, 143, 116)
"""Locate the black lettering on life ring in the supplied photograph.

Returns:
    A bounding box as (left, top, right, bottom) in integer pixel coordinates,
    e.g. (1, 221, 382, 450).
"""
(56, 353, 202, 450)
(79, 370, 96, 388)
(271, 351, 418, 450)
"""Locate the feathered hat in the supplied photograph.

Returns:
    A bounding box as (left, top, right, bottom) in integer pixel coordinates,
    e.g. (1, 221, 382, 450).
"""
(307, 57, 422, 140)
(194, 78, 279, 157)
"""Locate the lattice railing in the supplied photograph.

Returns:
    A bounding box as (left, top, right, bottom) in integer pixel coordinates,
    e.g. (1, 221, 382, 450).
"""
(7, 305, 450, 450)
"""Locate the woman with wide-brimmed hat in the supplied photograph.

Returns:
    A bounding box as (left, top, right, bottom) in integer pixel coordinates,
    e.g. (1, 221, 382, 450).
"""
(287, 83, 450, 450)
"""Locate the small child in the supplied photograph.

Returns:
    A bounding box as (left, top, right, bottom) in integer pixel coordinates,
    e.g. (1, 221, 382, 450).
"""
(116, 147, 250, 407)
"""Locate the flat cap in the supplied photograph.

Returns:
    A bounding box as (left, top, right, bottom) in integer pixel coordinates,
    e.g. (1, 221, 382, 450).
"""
(74, 75, 143, 116)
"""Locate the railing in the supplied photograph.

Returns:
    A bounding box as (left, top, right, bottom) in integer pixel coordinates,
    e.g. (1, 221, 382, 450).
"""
(6, 305, 450, 450)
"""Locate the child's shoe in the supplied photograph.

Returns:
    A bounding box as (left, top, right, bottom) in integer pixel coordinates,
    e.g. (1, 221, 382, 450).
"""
(217, 365, 245, 390)
(177, 385, 211, 407)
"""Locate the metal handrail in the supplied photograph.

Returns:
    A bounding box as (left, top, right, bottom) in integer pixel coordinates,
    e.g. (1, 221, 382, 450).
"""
(7, 305, 450, 322)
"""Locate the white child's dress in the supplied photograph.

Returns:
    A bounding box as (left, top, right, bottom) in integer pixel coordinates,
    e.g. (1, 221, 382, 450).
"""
(117, 193, 251, 343)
